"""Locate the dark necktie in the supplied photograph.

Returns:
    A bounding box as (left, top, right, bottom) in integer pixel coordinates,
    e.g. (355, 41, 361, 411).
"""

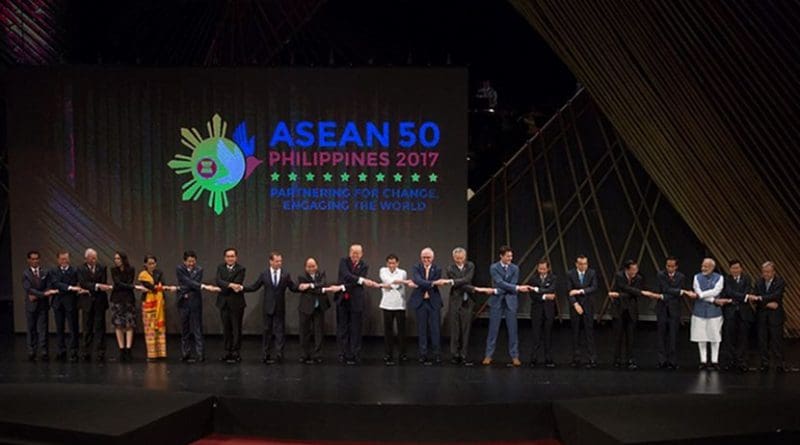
(272, 270, 278, 287)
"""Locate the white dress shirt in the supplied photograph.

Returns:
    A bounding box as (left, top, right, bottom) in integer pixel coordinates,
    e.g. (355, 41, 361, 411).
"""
(379, 267, 407, 310)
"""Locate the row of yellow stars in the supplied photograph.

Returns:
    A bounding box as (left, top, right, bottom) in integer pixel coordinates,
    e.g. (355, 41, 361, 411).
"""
(269, 171, 439, 183)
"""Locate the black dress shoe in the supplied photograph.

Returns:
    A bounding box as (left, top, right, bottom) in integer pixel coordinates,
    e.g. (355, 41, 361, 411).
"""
(450, 356, 462, 365)
(613, 361, 623, 369)
(463, 359, 475, 367)
(545, 360, 556, 369)
(570, 360, 581, 368)
(197, 356, 206, 363)
(399, 354, 409, 362)
(721, 363, 733, 372)
(434, 356, 442, 365)
(667, 363, 678, 371)
(69, 354, 79, 363)
(263, 356, 274, 364)
(384, 357, 396, 366)
(82, 354, 92, 362)
(709, 363, 720, 371)
(528, 360, 538, 368)
(418, 356, 428, 364)
(220, 354, 231, 363)
(27, 353, 36, 362)
(737, 364, 749, 373)
(96, 354, 105, 362)
(55, 352, 67, 362)
(181, 355, 191, 363)
(698, 362, 707, 371)
(777, 363, 789, 373)
(304, 358, 314, 365)
(40, 353, 49, 361)
(345, 358, 357, 366)
(759, 363, 769, 373)
(227, 354, 241, 364)
(627, 360, 638, 371)
(299, 356, 311, 364)
(314, 357, 323, 364)
(585, 361, 598, 369)
(656, 362, 668, 369)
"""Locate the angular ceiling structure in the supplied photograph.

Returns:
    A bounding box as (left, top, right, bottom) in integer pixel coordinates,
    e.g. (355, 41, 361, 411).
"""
(511, 0, 800, 335)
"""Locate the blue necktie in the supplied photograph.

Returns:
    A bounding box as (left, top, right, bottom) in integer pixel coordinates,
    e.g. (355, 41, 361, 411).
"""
(579, 272, 584, 285)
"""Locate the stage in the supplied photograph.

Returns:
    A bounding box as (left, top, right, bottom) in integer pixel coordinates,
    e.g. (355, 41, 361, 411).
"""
(1, 323, 799, 444)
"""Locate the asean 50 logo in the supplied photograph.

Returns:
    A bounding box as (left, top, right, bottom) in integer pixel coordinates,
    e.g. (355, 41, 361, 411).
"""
(168, 114, 263, 215)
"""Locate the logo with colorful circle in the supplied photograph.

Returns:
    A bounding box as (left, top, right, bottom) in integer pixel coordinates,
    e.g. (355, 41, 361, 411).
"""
(168, 114, 263, 215)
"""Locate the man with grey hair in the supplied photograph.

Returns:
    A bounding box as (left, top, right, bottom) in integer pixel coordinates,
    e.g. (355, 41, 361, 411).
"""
(77, 248, 113, 362)
(445, 247, 476, 365)
(749, 261, 788, 372)
(409, 247, 450, 365)
(690, 258, 724, 370)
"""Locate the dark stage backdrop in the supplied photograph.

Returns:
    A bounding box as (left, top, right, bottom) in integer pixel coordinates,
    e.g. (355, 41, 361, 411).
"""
(5, 67, 467, 335)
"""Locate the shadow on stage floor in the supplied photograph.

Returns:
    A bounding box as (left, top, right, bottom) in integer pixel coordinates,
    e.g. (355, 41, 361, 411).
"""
(0, 322, 798, 444)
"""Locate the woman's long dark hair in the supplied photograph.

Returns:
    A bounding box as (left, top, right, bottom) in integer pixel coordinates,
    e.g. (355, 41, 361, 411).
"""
(116, 251, 131, 271)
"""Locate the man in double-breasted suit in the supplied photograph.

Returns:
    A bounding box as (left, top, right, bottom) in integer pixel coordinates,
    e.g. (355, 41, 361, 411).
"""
(215, 248, 246, 363)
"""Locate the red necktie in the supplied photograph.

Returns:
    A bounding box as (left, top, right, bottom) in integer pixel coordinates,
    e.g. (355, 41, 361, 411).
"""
(344, 261, 358, 301)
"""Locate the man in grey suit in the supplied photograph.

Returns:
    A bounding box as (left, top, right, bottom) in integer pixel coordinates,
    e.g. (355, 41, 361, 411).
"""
(446, 247, 476, 365)
(478, 246, 532, 367)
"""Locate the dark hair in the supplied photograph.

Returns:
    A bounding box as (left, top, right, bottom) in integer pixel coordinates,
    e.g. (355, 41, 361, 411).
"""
(499, 245, 513, 256)
(56, 250, 69, 258)
(623, 259, 638, 270)
(666, 256, 679, 265)
(576, 254, 588, 262)
(27, 250, 40, 259)
(115, 251, 131, 270)
(143, 254, 157, 264)
(537, 258, 550, 267)
(728, 259, 741, 267)
(269, 251, 282, 260)
(386, 254, 399, 262)
(304, 257, 317, 266)
(183, 250, 197, 261)
(223, 248, 237, 256)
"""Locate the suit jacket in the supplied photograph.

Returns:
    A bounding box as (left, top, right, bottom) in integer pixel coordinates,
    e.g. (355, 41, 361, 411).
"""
(566, 268, 597, 310)
(655, 270, 685, 316)
(488, 261, 519, 312)
(22, 267, 50, 312)
(723, 274, 754, 322)
(77, 263, 109, 311)
(409, 263, 444, 309)
(529, 272, 557, 316)
(49, 265, 79, 311)
(176, 265, 204, 309)
(754, 276, 785, 325)
(446, 262, 476, 308)
(110, 267, 136, 305)
(611, 270, 644, 320)
(215, 263, 246, 310)
(297, 271, 331, 315)
(335, 258, 369, 312)
(244, 268, 296, 316)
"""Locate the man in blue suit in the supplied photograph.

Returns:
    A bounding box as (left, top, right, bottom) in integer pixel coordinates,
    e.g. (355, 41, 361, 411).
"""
(49, 251, 86, 362)
(409, 247, 449, 365)
(176, 250, 221, 363)
(479, 246, 530, 367)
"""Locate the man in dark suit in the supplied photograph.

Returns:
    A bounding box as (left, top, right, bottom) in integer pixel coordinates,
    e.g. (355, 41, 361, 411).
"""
(721, 259, 754, 372)
(478, 246, 529, 367)
(296, 257, 335, 364)
(446, 247, 476, 365)
(215, 248, 246, 363)
(176, 250, 220, 363)
(610, 260, 657, 370)
(528, 259, 557, 368)
(244, 251, 299, 364)
(22, 250, 56, 361)
(49, 251, 85, 362)
(77, 248, 112, 362)
(409, 247, 448, 365)
(654, 256, 694, 370)
(335, 244, 378, 365)
(567, 254, 598, 368)
(749, 261, 787, 372)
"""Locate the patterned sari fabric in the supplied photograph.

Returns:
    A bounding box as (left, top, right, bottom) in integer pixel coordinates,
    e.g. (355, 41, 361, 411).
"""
(139, 270, 167, 359)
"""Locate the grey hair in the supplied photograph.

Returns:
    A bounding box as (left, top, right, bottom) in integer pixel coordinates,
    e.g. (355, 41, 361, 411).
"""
(84, 248, 97, 258)
(452, 247, 466, 256)
(762, 261, 775, 270)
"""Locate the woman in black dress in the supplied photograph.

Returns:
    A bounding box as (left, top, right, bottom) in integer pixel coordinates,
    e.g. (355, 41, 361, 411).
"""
(110, 252, 144, 361)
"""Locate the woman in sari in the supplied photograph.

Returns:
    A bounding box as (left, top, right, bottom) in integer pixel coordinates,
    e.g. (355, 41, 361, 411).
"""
(138, 255, 177, 362)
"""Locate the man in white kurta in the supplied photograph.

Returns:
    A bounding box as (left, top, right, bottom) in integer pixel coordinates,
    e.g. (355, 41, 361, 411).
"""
(691, 258, 725, 369)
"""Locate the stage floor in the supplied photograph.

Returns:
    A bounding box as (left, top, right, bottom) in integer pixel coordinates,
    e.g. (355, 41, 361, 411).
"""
(0, 322, 797, 406)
